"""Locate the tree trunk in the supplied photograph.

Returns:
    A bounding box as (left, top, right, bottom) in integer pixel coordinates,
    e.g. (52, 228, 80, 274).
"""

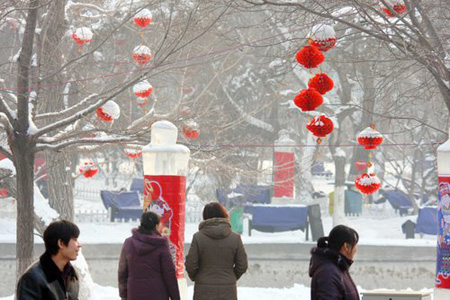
(45, 151, 74, 221)
(11, 136, 36, 277)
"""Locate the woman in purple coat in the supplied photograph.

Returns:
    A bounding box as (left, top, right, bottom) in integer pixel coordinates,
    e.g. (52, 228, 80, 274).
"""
(309, 225, 360, 300)
(118, 212, 180, 300)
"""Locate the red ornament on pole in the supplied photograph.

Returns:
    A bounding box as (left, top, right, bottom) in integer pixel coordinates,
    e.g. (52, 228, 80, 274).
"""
(357, 126, 384, 150)
(133, 80, 153, 98)
(308, 24, 337, 52)
(355, 173, 381, 194)
(293, 88, 323, 111)
(308, 73, 334, 95)
(183, 120, 199, 139)
(306, 114, 334, 143)
(132, 45, 152, 65)
(79, 162, 98, 178)
(133, 9, 153, 28)
(355, 160, 368, 171)
(296, 45, 325, 69)
(380, 0, 406, 17)
(72, 27, 93, 45)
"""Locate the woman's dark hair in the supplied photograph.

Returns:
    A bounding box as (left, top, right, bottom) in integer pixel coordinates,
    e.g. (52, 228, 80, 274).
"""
(44, 220, 80, 256)
(202, 202, 229, 220)
(317, 225, 359, 251)
(139, 211, 160, 234)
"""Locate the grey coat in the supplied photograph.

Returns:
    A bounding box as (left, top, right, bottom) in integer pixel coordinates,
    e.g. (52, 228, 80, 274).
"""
(185, 218, 248, 300)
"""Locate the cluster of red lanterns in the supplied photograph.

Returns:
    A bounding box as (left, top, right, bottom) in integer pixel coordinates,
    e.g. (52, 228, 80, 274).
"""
(183, 120, 200, 139)
(132, 80, 153, 107)
(79, 162, 98, 178)
(380, 0, 406, 17)
(355, 173, 381, 194)
(72, 27, 93, 45)
(293, 24, 337, 143)
(354, 125, 384, 194)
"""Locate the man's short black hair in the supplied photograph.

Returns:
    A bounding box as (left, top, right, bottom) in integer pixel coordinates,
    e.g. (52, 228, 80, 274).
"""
(43, 220, 80, 255)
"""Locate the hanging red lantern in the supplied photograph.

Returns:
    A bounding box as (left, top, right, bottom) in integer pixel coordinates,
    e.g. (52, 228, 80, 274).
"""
(133, 9, 153, 28)
(136, 97, 149, 107)
(79, 162, 98, 178)
(357, 126, 384, 150)
(306, 114, 334, 143)
(124, 147, 143, 158)
(293, 88, 323, 112)
(355, 160, 368, 171)
(296, 45, 325, 69)
(308, 73, 334, 95)
(308, 24, 337, 52)
(132, 45, 152, 65)
(355, 173, 381, 194)
(72, 27, 93, 45)
(183, 120, 199, 139)
(133, 80, 153, 98)
(96, 101, 121, 122)
(380, 0, 406, 17)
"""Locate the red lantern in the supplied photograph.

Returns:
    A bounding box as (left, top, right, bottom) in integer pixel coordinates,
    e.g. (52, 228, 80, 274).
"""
(133, 9, 153, 28)
(124, 148, 142, 158)
(183, 120, 199, 139)
(293, 88, 323, 111)
(355, 173, 381, 194)
(132, 45, 152, 65)
(308, 73, 334, 95)
(306, 114, 334, 141)
(357, 126, 384, 150)
(380, 0, 406, 17)
(355, 160, 368, 171)
(296, 45, 325, 69)
(72, 27, 93, 45)
(96, 101, 121, 122)
(133, 81, 153, 98)
(79, 162, 98, 178)
(308, 24, 336, 52)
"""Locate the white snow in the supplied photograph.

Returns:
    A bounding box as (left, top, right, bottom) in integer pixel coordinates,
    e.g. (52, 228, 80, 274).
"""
(133, 45, 151, 55)
(134, 8, 152, 19)
(73, 27, 93, 41)
(358, 126, 383, 138)
(132, 80, 153, 95)
(309, 24, 335, 40)
(0, 158, 15, 175)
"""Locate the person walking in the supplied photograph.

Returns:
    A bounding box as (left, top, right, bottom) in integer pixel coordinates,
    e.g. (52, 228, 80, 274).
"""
(118, 211, 180, 300)
(185, 202, 248, 300)
(16, 220, 81, 300)
(309, 225, 360, 300)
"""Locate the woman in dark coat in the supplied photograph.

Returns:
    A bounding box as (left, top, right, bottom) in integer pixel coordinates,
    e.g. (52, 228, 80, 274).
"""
(118, 212, 180, 300)
(309, 225, 360, 300)
(185, 202, 248, 300)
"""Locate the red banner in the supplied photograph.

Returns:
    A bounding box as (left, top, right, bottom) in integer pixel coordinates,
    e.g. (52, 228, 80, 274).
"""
(273, 151, 295, 198)
(144, 175, 186, 279)
(437, 175, 450, 288)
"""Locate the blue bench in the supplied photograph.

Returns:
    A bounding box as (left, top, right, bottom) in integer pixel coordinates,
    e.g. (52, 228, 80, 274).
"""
(100, 190, 142, 222)
(244, 204, 313, 239)
(380, 190, 413, 216)
(415, 206, 437, 235)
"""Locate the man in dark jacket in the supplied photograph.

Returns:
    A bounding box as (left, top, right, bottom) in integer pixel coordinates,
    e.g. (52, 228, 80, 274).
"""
(16, 220, 81, 300)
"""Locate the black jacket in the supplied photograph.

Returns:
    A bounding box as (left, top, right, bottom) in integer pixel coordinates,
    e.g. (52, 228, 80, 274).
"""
(16, 252, 79, 300)
(309, 247, 359, 300)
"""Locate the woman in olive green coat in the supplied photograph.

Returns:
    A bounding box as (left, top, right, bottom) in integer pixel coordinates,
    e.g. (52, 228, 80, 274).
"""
(185, 202, 248, 300)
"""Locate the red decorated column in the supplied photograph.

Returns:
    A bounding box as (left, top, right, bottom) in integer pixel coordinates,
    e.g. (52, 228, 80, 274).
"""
(272, 130, 296, 204)
(435, 128, 450, 299)
(142, 121, 190, 300)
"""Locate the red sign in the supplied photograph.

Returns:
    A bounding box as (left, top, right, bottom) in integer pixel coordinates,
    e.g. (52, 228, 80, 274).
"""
(273, 151, 295, 198)
(437, 175, 450, 288)
(144, 175, 186, 279)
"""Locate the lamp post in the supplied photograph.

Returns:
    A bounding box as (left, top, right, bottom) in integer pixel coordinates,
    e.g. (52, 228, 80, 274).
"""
(435, 128, 450, 299)
(142, 120, 190, 299)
